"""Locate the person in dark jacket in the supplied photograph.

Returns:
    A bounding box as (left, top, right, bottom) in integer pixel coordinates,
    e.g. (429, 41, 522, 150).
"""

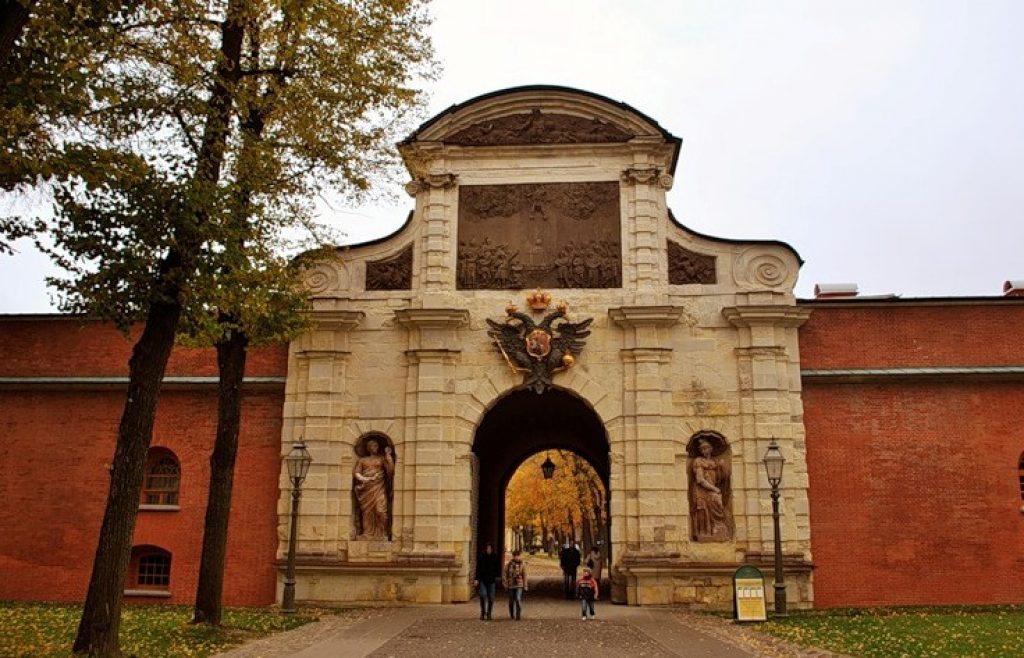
(473, 542, 501, 620)
(559, 541, 581, 599)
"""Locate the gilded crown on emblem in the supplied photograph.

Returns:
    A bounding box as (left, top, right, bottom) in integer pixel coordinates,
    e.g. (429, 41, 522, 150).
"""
(526, 289, 552, 311)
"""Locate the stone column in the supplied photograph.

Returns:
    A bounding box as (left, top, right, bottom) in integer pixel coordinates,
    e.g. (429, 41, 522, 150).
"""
(609, 305, 685, 604)
(393, 308, 470, 565)
(282, 310, 363, 556)
(721, 304, 812, 561)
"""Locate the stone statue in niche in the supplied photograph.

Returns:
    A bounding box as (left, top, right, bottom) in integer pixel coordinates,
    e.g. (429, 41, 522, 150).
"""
(687, 433, 733, 542)
(365, 245, 412, 291)
(352, 434, 395, 540)
(668, 241, 717, 285)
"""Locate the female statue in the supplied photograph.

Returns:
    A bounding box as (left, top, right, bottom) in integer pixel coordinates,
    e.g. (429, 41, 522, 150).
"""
(353, 436, 395, 539)
(689, 437, 732, 541)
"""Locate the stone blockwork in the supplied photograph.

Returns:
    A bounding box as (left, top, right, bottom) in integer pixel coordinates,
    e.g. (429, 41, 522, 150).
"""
(282, 87, 813, 609)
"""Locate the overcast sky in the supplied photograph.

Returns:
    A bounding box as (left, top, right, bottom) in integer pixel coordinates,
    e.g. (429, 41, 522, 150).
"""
(3, 0, 1023, 312)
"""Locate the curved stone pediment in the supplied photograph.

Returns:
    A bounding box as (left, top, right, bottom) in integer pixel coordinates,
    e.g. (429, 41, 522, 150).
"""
(405, 85, 678, 151)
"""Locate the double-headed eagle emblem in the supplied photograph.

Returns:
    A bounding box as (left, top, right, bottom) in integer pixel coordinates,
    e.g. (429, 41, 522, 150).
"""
(486, 303, 593, 394)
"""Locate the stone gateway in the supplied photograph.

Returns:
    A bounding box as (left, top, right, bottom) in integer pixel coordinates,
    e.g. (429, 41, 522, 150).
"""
(3, 86, 1022, 613)
(284, 86, 813, 607)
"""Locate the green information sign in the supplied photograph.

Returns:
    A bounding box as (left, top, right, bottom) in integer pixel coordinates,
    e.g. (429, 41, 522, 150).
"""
(733, 565, 767, 622)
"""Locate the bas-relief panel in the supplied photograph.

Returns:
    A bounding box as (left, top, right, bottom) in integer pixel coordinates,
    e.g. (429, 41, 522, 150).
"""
(457, 182, 622, 290)
(446, 110, 633, 146)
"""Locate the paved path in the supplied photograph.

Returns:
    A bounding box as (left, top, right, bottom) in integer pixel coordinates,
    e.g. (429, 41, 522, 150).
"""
(215, 574, 847, 658)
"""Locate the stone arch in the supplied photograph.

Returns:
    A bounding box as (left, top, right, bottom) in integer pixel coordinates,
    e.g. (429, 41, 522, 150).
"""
(471, 386, 612, 564)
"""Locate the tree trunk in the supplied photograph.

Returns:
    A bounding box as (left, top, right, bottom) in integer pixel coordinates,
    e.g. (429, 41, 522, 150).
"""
(0, 0, 32, 66)
(192, 326, 248, 625)
(73, 4, 244, 653)
(72, 288, 182, 657)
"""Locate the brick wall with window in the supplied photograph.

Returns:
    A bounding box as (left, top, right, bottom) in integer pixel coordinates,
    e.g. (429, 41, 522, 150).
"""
(0, 317, 286, 606)
(799, 300, 1024, 608)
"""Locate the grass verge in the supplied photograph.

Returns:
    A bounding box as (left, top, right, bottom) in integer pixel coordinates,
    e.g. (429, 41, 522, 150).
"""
(0, 601, 321, 658)
(757, 604, 1024, 657)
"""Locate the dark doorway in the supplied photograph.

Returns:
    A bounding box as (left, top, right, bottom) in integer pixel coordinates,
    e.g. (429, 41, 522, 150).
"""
(472, 387, 610, 567)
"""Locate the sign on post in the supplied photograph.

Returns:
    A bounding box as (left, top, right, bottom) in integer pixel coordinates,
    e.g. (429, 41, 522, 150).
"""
(733, 565, 768, 622)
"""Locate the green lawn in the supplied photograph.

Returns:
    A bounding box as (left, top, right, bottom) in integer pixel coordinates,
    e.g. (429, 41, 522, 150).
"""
(758, 605, 1024, 658)
(0, 602, 319, 658)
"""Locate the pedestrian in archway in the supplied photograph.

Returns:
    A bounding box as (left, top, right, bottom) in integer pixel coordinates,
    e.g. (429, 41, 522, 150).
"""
(576, 567, 599, 620)
(474, 542, 500, 620)
(559, 540, 581, 599)
(504, 549, 528, 620)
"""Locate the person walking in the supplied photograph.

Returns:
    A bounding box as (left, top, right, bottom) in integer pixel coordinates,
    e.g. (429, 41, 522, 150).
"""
(474, 542, 501, 620)
(503, 549, 528, 620)
(559, 541, 581, 599)
(576, 566, 599, 620)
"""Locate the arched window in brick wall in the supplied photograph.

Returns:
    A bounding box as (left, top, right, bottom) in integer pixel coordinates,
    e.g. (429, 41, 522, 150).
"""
(141, 449, 180, 507)
(126, 546, 172, 596)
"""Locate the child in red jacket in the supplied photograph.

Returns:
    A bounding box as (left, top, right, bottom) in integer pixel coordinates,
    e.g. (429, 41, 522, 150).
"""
(576, 567, 599, 620)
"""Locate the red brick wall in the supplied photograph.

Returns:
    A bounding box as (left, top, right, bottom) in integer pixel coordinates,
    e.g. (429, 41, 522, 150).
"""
(0, 317, 287, 606)
(0, 316, 287, 378)
(799, 302, 1024, 369)
(800, 301, 1024, 607)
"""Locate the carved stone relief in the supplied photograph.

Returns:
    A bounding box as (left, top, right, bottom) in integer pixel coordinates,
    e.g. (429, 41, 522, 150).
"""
(668, 241, 717, 285)
(366, 245, 412, 291)
(352, 433, 395, 540)
(458, 182, 622, 290)
(446, 110, 633, 146)
(686, 432, 734, 542)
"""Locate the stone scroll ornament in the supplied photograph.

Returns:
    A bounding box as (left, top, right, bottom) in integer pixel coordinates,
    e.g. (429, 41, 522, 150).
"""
(486, 299, 592, 394)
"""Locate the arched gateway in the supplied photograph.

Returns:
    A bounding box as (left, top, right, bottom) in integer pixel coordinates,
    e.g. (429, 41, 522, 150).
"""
(279, 86, 814, 608)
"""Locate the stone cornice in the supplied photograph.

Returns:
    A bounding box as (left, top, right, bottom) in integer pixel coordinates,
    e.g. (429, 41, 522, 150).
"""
(722, 305, 811, 328)
(405, 348, 461, 365)
(394, 308, 470, 330)
(309, 310, 365, 332)
(802, 366, 1024, 383)
(620, 347, 673, 363)
(608, 306, 685, 328)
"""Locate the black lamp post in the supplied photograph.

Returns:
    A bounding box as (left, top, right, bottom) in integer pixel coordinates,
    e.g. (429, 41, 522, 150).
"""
(762, 438, 787, 617)
(541, 453, 556, 479)
(282, 441, 312, 614)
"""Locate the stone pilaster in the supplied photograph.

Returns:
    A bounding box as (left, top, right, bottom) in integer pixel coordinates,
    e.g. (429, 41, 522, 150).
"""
(608, 307, 686, 563)
(406, 173, 458, 298)
(621, 163, 673, 305)
(394, 308, 470, 563)
(282, 310, 363, 556)
(722, 305, 812, 558)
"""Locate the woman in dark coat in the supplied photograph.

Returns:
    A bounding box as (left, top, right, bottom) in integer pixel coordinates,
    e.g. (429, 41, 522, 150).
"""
(474, 542, 501, 620)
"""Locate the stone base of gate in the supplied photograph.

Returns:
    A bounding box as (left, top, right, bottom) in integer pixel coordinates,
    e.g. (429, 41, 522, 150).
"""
(277, 554, 467, 605)
(618, 555, 814, 609)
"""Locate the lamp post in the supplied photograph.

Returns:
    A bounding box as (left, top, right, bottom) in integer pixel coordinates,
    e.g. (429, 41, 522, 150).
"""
(762, 438, 787, 616)
(282, 441, 312, 614)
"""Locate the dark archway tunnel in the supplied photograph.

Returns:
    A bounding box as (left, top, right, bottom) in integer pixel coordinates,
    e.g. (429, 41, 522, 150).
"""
(472, 387, 610, 560)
